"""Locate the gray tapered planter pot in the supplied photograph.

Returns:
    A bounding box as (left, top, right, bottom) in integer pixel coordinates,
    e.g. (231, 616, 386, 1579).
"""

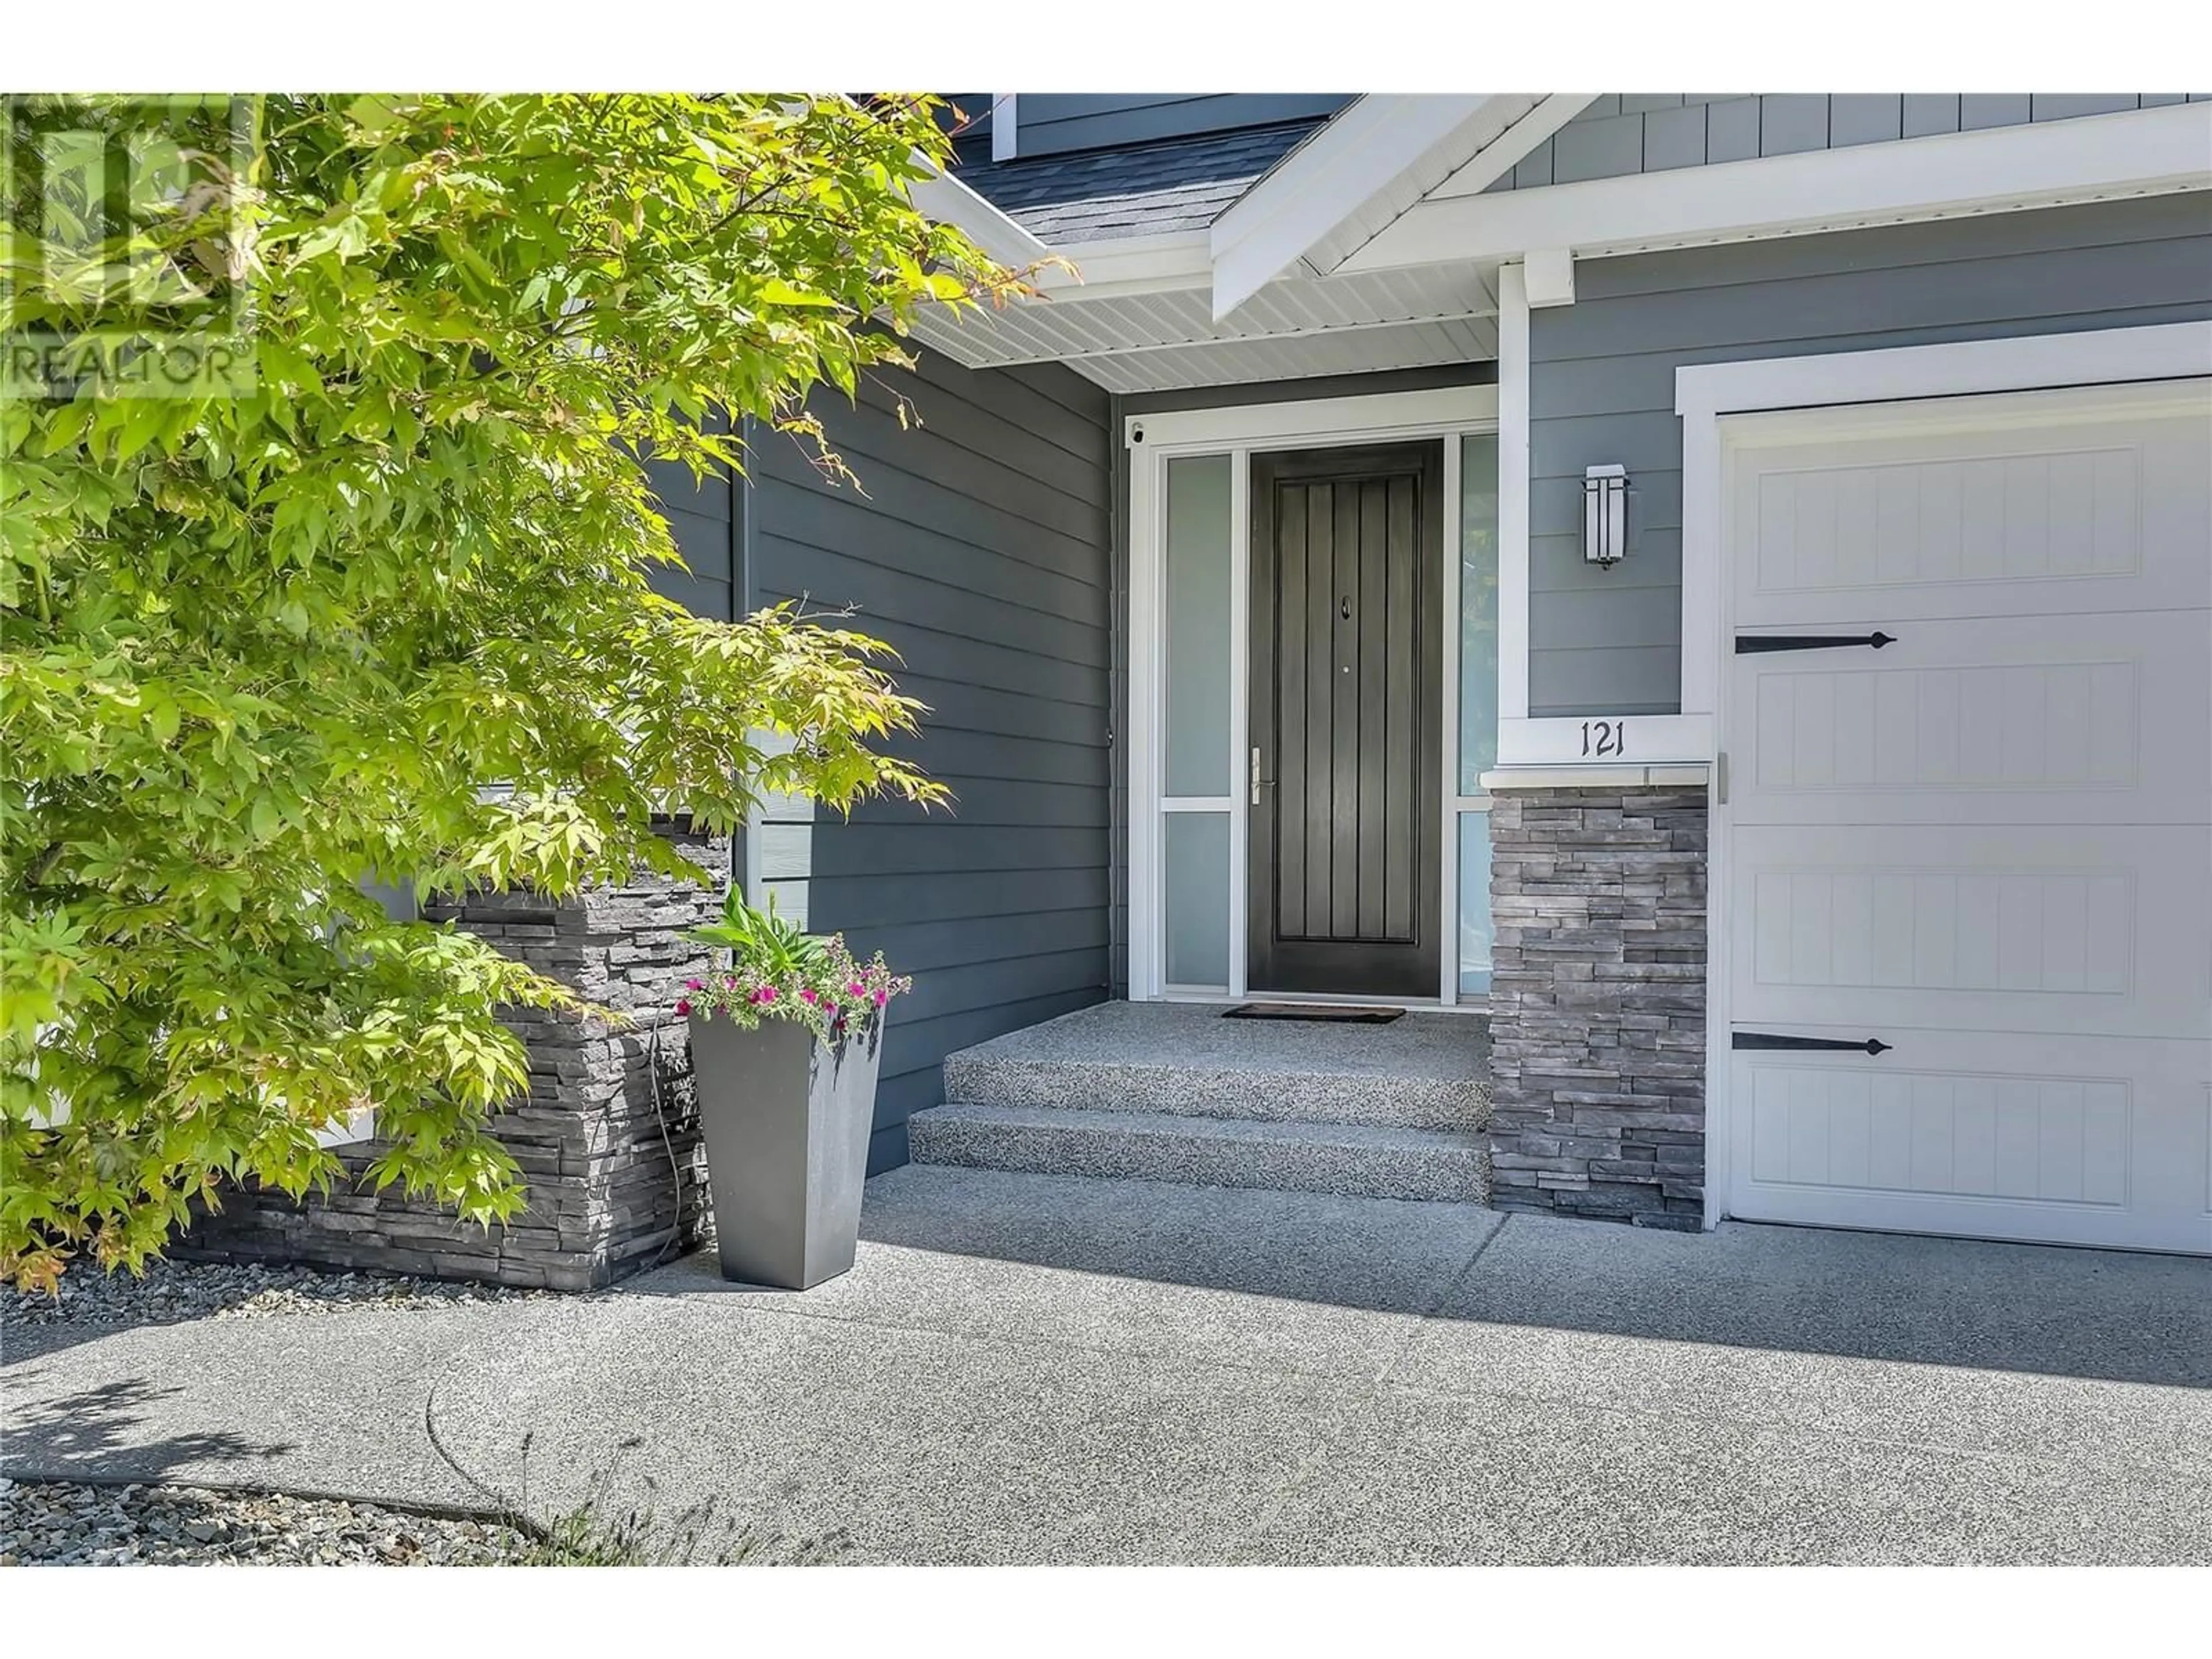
(686, 1010, 882, 1290)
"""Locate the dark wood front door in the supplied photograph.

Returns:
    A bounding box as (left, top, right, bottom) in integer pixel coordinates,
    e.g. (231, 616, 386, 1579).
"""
(1248, 442, 1442, 997)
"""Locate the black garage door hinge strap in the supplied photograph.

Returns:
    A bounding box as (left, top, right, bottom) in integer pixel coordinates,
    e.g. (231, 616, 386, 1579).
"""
(1733, 1031, 1893, 1055)
(1735, 631, 1896, 654)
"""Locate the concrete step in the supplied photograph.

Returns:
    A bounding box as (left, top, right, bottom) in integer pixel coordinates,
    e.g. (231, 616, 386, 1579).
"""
(942, 1003, 1490, 1132)
(906, 1101, 1490, 1205)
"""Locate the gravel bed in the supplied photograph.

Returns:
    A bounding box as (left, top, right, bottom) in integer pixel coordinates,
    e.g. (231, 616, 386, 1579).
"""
(4, 1257, 578, 1330)
(0, 1477, 527, 1566)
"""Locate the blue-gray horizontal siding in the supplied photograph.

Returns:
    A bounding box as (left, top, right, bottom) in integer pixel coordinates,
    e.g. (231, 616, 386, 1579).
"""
(1013, 93, 1351, 158)
(1497, 94, 2206, 190)
(644, 415, 736, 621)
(1525, 194, 2212, 716)
(749, 352, 1115, 1171)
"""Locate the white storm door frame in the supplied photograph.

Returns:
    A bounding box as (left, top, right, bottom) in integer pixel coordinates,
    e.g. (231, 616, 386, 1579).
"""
(1678, 319, 2212, 1232)
(1126, 384, 1501, 1004)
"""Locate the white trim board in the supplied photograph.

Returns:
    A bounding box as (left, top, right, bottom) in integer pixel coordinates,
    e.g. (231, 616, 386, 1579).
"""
(1438, 431, 1464, 1005)
(1675, 319, 2212, 420)
(1481, 763, 1710, 792)
(1679, 321, 2212, 1234)
(1342, 102, 2212, 273)
(1125, 384, 1496, 452)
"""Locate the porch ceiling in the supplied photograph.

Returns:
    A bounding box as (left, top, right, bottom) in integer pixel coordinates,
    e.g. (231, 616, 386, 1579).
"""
(908, 260, 1501, 395)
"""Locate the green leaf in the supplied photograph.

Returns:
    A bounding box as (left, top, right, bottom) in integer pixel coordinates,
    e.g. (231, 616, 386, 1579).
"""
(256, 338, 324, 396)
(757, 279, 836, 309)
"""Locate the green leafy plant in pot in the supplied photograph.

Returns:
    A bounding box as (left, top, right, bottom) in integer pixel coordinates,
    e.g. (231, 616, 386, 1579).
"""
(677, 892, 911, 1289)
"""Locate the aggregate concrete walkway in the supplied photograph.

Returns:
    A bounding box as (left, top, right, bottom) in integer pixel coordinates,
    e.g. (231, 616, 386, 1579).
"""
(6, 1165, 2209, 1564)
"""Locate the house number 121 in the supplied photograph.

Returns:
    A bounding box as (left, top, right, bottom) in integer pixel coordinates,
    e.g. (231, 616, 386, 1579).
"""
(1581, 719, 1626, 758)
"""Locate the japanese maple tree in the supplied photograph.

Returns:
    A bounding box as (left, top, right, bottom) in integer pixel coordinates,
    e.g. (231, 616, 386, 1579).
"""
(1, 93, 1014, 1289)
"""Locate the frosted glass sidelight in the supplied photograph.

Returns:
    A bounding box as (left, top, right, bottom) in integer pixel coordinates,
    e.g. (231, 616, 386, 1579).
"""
(1459, 434, 1501, 792)
(1165, 454, 1233, 797)
(1458, 810, 1495, 995)
(1164, 812, 1231, 988)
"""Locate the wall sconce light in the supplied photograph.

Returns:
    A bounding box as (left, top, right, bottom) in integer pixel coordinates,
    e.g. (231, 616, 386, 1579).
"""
(1584, 464, 1628, 569)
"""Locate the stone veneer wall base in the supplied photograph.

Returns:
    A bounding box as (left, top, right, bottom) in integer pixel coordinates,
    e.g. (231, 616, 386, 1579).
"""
(1486, 786, 1708, 1230)
(182, 829, 729, 1290)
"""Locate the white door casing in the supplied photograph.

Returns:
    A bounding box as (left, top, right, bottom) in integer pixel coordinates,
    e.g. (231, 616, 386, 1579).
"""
(1123, 385, 1498, 1005)
(1715, 377, 2212, 1255)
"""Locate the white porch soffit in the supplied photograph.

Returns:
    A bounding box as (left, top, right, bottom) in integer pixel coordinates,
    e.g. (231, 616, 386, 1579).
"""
(909, 258, 1502, 395)
(902, 94, 1580, 395)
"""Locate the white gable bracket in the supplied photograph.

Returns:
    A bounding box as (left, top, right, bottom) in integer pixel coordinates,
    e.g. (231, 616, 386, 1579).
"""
(1207, 93, 1578, 321)
(1523, 247, 1575, 308)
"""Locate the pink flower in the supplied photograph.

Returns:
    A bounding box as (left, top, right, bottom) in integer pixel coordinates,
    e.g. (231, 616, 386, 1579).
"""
(752, 986, 777, 1005)
(799, 987, 817, 1004)
(684, 978, 703, 992)
(674, 998, 692, 1016)
(873, 989, 888, 1007)
(847, 981, 865, 997)
(725, 975, 738, 990)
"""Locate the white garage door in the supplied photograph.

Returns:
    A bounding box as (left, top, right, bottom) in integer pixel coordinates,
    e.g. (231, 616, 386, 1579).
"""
(1722, 378, 2212, 1255)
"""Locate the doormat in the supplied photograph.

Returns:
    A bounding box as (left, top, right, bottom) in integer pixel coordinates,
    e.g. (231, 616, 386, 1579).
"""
(1222, 1002, 1405, 1024)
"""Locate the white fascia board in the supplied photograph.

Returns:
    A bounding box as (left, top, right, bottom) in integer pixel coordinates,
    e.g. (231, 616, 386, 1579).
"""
(1208, 94, 1548, 321)
(1341, 101, 2212, 274)
(1422, 93, 1593, 203)
(907, 154, 1051, 271)
(1035, 230, 1214, 300)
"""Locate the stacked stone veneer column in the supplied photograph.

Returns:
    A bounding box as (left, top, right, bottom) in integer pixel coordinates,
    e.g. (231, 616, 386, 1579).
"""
(1486, 786, 1708, 1229)
(185, 828, 729, 1289)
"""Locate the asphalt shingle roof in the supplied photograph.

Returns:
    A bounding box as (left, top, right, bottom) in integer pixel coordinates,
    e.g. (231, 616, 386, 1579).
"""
(952, 120, 1329, 245)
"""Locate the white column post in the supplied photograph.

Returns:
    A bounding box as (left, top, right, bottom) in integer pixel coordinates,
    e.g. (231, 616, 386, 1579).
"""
(1497, 260, 1532, 726)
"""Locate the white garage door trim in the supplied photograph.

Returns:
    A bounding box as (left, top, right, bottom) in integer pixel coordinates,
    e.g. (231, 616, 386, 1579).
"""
(1677, 320, 2212, 1243)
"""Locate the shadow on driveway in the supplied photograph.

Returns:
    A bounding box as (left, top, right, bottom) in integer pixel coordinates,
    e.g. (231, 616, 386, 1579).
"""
(636, 1165, 2211, 1391)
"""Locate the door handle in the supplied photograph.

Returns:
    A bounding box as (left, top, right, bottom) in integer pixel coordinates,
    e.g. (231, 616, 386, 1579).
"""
(1250, 747, 1276, 806)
